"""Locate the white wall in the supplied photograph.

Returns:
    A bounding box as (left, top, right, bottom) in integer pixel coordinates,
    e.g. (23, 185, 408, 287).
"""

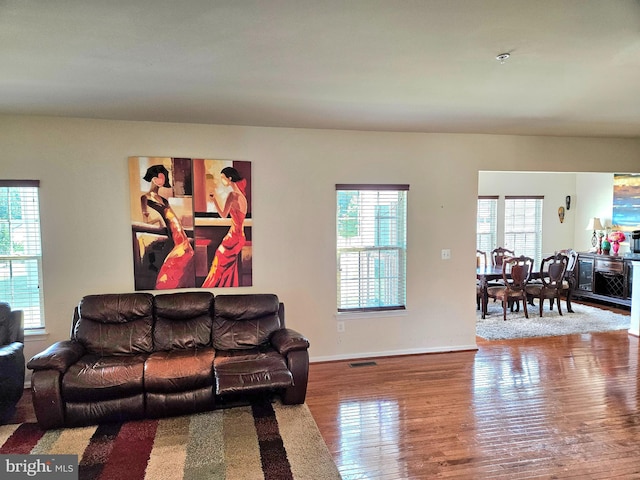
(1, 115, 639, 371)
(574, 173, 622, 252)
(478, 171, 577, 256)
(478, 171, 634, 256)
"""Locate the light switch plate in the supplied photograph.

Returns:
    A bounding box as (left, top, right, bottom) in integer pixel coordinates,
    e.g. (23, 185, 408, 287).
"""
(441, 249, 451, 260)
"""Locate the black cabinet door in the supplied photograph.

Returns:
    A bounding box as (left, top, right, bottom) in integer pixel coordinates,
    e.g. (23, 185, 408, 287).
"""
(577, 258, 594, 292)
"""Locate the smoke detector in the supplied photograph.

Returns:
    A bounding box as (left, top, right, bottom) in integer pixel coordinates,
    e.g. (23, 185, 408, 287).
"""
(496, 53, 510, 64)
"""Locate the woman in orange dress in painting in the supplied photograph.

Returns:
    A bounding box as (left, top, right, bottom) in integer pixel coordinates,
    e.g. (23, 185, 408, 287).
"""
(202, 167, 247, 288)
(141, 165, 195, 289)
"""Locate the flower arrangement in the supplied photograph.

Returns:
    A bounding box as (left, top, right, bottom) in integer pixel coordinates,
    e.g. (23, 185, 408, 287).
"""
(608, 230, 626, 255)
(609, 231, 626, 243)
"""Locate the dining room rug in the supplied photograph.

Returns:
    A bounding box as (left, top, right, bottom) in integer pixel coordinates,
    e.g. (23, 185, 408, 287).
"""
(0, 399, 342, 480)
(476, 301, 630, 340)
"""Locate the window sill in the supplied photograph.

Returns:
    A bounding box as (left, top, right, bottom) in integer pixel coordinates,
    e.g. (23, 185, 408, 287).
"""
(24, 330, 50, 342)
(335, 309, 408, 320)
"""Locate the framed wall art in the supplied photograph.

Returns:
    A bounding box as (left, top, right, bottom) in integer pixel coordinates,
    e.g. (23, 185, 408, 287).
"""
(613, 173, 640, 232)
(129, 156, 252, 290)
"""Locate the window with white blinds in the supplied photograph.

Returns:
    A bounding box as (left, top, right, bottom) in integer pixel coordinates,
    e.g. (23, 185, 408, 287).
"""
(477, 196, 498, 253)
(504, 196, 543, 266)
(0, 181, 45, 330)
(336, 184, 408, 312)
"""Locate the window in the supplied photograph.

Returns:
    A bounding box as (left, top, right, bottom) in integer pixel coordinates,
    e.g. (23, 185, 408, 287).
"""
(336, 184, 408, 312)
(0, 180, 45, 330)
(504, 196, 543, 265)
(477, 196, 498, 253)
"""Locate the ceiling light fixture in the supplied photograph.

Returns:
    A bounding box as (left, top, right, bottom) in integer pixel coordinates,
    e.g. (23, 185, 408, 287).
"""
(496, 53, 510, 64)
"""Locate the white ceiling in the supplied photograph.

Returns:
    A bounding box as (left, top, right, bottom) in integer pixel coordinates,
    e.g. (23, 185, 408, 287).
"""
(2, 0, 640, 138)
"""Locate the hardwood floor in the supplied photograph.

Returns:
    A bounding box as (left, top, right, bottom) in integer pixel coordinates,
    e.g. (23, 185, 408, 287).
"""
(306, 302, 639, 479)
(10, 302, 637, 479)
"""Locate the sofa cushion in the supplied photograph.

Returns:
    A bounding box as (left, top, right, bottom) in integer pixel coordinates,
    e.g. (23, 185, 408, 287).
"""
(65, 395, 145, 427)
(74, 293, 154, 355)
(62, 354, 146, 402)
(146, 389, 213, 419)
(213, 294, 282, 350)
(144, 348, 215, 393)
(153, 292, 214, 351)
(214, 348, 293, 395)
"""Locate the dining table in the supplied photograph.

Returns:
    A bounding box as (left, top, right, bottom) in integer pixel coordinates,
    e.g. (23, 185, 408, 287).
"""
(476, 265, 540, 319)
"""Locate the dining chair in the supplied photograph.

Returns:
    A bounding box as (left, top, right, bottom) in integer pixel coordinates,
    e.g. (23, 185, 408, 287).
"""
(525, 253, 568, 317)
(476, 250, 487, 268)
(476, 249, 507, 309)
(491, 247, 515, 267)
(476, 250, 487, 310)
(486, 255, 533, 321)
(486, 247, 513, 298)
(555, 248, 578, 313)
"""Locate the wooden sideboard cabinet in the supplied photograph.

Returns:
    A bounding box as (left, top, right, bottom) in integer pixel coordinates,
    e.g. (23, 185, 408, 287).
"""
(573, 252, 633, 308)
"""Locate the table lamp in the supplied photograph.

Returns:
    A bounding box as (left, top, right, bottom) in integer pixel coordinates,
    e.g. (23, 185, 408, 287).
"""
(585, 217, 603, 248)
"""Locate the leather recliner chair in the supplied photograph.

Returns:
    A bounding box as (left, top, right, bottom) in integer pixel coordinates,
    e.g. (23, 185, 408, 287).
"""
(0, 303, 25, 423)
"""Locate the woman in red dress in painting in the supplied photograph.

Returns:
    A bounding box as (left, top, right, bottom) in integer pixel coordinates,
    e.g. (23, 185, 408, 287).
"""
(202, 167, 247, 288)
(141, 165, 195, 289)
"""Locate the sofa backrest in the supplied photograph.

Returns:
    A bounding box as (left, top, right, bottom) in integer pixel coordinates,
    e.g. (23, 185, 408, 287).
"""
(213, 294, 281, 350)
(153, 291, 214, 350)
(74, 293, 154, 355)
(0, 303, 23, 345)
(0, 303, 10, 345)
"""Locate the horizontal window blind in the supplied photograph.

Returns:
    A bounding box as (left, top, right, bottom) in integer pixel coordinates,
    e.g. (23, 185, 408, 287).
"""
(477, 197, 498, 253)
(336, 184, 408, 312)
(0, 181, 44, 329)
(504, 196, 543, 266)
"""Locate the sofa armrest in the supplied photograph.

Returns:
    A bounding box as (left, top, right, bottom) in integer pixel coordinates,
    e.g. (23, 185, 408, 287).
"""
(27, 340, 85, 373)
(271, 328, 310, 356)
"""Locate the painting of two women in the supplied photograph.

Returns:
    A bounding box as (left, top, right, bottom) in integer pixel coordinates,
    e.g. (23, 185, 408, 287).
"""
(129, 156, 252, 290)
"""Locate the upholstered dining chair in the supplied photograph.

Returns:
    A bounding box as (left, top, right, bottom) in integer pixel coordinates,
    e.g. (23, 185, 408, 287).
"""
(0, 303, 25, 424)
(476, 250, 487, 310)
(491, 247, 515, 267)
(555, 249, 578, 313)
(486, 255, 533, 321)
(476, 249, 504, 310)
(525, 253, 568, 317)
(476, 250, 487, 268)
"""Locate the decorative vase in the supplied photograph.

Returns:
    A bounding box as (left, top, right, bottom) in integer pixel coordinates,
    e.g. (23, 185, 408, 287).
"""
(601, 240, 611, 255)
(612, 240, 620, 255)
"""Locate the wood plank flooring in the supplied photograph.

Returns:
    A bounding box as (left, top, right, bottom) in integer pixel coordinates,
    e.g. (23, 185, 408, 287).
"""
(306, 303, 640, 479)
(10, 302, 638, 479)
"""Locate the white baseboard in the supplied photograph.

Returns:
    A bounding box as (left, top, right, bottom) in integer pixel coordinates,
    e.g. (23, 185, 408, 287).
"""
(309, 344, 478, 363)
(22, 344, 479, 388)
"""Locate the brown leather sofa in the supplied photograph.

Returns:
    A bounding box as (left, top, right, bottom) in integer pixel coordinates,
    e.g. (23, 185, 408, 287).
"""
(27, 292, 309, 429)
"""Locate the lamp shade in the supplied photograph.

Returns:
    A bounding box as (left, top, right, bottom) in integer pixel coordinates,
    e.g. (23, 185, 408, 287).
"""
(586, 217, 604, 231)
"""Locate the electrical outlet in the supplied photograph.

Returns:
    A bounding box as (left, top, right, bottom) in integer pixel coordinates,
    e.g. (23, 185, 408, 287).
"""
(337, 321, 345, 333)
(441, 249, 451, 260)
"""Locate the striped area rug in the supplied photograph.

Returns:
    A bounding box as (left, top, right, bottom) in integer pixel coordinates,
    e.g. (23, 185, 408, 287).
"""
(0, 400, 342, 480)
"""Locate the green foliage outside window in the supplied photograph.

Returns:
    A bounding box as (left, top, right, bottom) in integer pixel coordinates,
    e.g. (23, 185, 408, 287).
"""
(337, 191, 359, 238)
(0, 188, 24, 255)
